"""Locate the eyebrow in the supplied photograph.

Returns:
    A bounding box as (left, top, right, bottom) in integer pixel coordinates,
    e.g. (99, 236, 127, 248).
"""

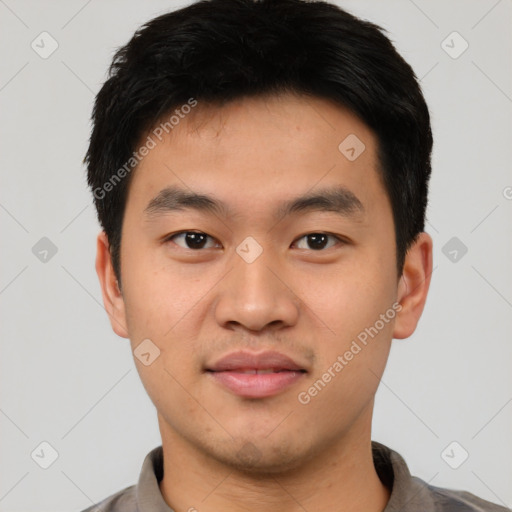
(143, 184, 365, 222)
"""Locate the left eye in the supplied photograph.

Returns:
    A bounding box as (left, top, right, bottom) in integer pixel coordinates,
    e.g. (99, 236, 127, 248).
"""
(293, 233, 341, 251)
(166, 231, 219, 250)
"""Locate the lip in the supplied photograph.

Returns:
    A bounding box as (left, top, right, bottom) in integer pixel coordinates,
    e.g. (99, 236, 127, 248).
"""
(205, 350, 308, 399)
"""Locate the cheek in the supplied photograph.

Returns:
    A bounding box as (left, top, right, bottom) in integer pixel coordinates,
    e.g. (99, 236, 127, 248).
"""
(121, 243, 196, 334)
(120, 249, 211, 387)
(302, 255, 397, 401)
(303, 260, 396, 339)
(300, 302, 395, 427)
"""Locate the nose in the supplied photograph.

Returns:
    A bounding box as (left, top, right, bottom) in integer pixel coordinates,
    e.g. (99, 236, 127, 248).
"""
(213, 243, 300, 333)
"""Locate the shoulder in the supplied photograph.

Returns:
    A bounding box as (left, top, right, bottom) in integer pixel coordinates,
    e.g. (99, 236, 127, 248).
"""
(420, 478, 509, 512)
(78, 484, 138, 512)
(372, 442, 508, 512)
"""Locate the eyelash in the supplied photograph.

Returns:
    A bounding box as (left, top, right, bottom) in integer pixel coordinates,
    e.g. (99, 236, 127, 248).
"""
(163, 231, 346, 251)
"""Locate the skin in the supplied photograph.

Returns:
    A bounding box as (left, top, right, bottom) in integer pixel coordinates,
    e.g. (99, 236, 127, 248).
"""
(96, 93, 432, 512)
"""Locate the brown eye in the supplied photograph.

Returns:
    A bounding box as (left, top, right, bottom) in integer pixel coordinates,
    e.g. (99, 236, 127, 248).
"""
(167, 231, 218, 250)
(294, 233, 341, 250)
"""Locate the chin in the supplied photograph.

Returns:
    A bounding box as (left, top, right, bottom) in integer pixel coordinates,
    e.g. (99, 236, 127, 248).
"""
(211, 438, 314, 475)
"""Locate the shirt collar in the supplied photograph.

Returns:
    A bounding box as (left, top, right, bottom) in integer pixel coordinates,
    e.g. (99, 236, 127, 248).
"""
(372, 441, 436, 511)
(135, 441, 432, 512)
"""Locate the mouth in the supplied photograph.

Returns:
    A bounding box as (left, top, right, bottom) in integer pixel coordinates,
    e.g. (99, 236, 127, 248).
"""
(205, 351, 308, 398)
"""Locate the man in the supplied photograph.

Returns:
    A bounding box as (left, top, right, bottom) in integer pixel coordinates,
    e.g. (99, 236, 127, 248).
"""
(83, 0, 507, 510)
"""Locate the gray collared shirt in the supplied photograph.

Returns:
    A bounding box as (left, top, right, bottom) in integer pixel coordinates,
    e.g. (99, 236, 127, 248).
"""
(80, 441, 509, 511)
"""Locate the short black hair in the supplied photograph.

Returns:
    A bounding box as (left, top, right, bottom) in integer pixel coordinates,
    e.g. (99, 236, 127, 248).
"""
(85, 0, 433, 284)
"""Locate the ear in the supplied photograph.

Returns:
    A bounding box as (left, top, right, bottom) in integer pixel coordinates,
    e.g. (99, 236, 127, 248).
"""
(95, 231, 129, 338)
(393, 232, 433, 339)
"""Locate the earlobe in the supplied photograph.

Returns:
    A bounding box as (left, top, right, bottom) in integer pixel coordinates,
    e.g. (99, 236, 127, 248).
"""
(95, 231, 129, 338)
(393, 232, 433, 340)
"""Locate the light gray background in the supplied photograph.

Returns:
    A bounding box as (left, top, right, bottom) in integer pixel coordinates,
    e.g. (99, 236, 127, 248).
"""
(1, 1, 511, 511)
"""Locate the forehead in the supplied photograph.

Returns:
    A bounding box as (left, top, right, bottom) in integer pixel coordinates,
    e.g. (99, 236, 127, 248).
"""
(125, 93, 387, 220)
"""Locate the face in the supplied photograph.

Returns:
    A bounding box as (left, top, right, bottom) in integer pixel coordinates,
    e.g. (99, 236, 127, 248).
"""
(96, 93, 432, 473)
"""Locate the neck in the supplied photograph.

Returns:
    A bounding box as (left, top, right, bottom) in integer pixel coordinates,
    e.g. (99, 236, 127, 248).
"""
(158, 409, 391, 512)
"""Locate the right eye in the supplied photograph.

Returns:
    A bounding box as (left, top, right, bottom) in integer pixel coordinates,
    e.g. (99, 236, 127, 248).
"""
(164, 231, 220, 250)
